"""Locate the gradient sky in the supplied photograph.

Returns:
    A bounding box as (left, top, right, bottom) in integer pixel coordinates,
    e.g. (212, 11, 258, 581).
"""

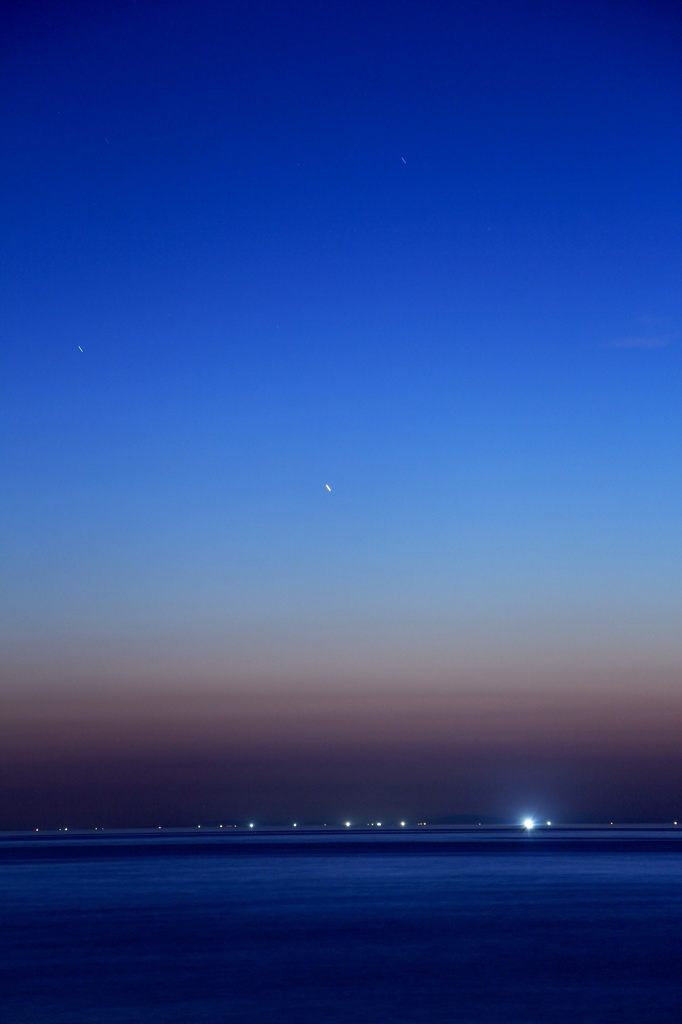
(2, 0, 681, 828)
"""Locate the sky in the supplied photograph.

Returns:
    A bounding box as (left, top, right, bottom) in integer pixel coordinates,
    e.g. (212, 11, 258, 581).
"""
(2, 0, 681, 828)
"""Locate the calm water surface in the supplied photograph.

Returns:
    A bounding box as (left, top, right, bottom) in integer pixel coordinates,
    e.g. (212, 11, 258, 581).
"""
(1, 829, 680, 1022)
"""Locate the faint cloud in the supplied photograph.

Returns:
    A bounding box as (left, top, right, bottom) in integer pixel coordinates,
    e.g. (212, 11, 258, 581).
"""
(608, 336, 669, 350)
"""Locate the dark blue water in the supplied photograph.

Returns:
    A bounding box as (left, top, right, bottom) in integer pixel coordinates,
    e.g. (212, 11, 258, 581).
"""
(1, 829, 680, 1022)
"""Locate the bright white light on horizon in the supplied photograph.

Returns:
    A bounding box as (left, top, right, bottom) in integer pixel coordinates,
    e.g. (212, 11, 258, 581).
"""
(523, 818, 534, 830)
(400, 821, 406, 827)
(345, 821, 351, 827)
(249, 823, 254, 828)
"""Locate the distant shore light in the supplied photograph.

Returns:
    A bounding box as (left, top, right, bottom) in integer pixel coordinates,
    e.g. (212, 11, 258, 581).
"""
(523, 818, 534, 830)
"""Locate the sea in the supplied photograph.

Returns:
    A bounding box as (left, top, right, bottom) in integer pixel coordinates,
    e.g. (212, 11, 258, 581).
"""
(1, 827, 680, 1023)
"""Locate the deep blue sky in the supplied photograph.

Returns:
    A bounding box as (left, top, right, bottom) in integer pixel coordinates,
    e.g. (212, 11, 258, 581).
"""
(2, 0, 681, 827)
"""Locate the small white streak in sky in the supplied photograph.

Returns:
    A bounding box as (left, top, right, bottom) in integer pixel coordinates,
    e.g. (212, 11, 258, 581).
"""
(78, 346, 83, 352)
(325, 484, 331, 492)
(401, 156, 406, 164)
